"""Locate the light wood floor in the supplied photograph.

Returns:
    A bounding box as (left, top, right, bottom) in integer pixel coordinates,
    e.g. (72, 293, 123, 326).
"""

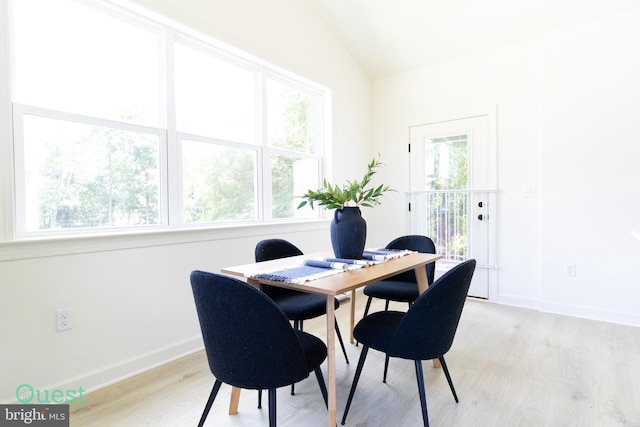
(70, 294, 640, 427)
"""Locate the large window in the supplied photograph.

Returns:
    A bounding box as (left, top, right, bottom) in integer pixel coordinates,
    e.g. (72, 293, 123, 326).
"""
(9, 0, 325, 236)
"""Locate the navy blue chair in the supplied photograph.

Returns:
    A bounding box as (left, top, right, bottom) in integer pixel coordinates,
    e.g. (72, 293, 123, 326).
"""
(360, 235, 437, 381)
(362, 235, 437, 317)
(190, 270, 328, 427)
(341, 259, 476, 427)
(255, 239, 349, 402)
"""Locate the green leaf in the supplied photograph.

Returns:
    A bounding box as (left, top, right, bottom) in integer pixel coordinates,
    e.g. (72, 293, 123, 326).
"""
(296, 154, 393, 211)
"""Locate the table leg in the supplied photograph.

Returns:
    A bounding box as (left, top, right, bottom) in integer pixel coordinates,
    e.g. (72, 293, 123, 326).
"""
(349, 289, 356, 343)
(414, 265, 441, 368)
(229, 387, 241, 415)
(415, 265, 429, 294)
(227, 278, 261, 414)
(326, 296, 337, 427)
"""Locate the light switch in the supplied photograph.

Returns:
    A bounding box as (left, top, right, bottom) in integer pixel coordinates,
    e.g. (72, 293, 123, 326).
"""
(522, 184, 537, 198)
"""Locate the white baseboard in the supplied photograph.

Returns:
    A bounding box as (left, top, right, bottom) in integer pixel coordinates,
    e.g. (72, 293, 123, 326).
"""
(495, 294, 640, 327)
(538, 301, 640, 327)
(3, 336, 204, 404)
(74, 336, 205, 395)
(494, 294, 540, 310)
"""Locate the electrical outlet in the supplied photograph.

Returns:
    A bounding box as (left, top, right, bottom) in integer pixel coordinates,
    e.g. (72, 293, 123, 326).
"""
(565, 264, 576, 277)
(56, 308, 73, 332)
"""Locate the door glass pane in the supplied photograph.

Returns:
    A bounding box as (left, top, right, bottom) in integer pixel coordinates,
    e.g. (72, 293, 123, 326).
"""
(266, 79, 318, 153)
(271, 155, 318, 219)
(175, 43, 255, 143)
(424, 135, 468, 190)
(182, 140, 257, 222)
(11, 0, 160, 126)
(422, 134, 470, 260)
(22, 115, 160, 231)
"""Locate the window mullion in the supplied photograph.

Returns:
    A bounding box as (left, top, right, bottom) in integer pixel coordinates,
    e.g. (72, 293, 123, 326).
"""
(259, 70, 271, 221)
(164, 29, 180, 228)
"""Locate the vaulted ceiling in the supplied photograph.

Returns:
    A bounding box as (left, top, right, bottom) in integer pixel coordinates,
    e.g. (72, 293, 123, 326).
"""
(306, 0, 640, 78)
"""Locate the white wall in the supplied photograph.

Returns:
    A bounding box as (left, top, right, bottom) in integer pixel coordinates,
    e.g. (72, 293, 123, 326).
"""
(369, 9, 640, 325)
(538, 11, 640, 320)
(0, 0, 372, 402)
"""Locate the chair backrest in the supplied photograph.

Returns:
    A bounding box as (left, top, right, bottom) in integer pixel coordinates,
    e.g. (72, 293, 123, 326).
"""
(385, 235, 437, 284)
(190, 270, 310, 389)
(387, 259, 476, 360)
(255, 238, 304, 298)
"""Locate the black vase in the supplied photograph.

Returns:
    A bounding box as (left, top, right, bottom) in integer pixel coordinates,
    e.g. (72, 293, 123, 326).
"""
(330, 207, 367, 259)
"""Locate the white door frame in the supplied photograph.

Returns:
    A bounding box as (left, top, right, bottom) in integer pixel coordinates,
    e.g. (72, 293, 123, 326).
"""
(407, 110, 497, 299)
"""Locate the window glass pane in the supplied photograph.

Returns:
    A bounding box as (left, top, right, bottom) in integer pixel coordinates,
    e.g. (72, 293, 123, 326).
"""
(271, 155, 318, 219)
(175, 43, 255, 143)
(182, 140, 257, 222)
(22, 115, 160, 230)
(424, 135, 468, 190)
(11, 0, 160, 126)
(267, 79, 317, 153)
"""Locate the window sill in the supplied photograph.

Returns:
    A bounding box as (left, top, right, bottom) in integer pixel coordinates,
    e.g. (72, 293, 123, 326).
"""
(0, 220, 330, 261)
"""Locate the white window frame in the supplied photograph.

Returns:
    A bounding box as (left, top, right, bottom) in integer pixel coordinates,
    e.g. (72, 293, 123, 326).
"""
(12, 104, 170, 237)
(262, 71, 324, 221)
(6, 0, 328, 240)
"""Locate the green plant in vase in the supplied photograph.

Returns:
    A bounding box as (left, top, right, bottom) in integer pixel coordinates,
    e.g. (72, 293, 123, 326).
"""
(298, 156, 393, 259)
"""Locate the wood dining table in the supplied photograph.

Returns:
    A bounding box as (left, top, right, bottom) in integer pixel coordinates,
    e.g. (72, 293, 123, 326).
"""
(221, 250, 442, 427)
